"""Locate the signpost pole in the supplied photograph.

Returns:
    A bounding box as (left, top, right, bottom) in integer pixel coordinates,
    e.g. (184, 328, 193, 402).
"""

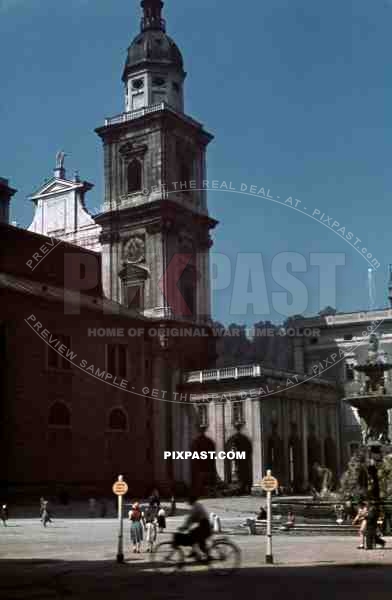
(117, 492, 124, 564)
(266, 488, 273, 564)
(113, 475, 128, 564)
(260, 469, 276, 564)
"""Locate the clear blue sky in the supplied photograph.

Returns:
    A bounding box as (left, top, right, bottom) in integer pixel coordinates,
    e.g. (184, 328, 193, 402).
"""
(1, 0, 391, 326)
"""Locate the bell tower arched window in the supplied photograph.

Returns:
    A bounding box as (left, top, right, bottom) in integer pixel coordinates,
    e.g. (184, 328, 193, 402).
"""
(108, 408, 128, 431)
(127, 160, 142, 194)
(49, 402, 71, 428)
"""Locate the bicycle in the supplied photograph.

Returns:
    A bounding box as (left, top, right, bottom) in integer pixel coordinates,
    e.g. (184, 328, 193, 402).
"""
(151, 533, 241, 575)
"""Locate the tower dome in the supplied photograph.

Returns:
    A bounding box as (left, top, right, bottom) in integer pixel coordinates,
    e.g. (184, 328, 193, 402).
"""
(122, 30, 183, 79)
(122, 1, 186, 113)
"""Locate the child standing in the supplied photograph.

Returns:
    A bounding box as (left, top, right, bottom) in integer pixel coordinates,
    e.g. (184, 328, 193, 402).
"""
(353, 501, 368, 549)
(0, 505, 8, 526)
(157, 506, 166, 533)
(145, 518, 157, 552)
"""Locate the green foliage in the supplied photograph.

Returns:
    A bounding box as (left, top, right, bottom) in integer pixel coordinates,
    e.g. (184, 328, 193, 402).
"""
(339, 450, 369, 502)
(339, 450, 392, 502)
(377, 454, 392, 500)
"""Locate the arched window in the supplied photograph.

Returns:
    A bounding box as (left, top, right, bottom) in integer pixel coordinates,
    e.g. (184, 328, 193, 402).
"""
(345, 362, 355, 381)
(127, 160, 142, 194)
(48, 402, 71, 427)
(108, 408, 128, 431)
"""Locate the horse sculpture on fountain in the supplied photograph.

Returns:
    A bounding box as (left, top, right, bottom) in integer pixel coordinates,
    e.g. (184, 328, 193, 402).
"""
(310, 462, 334, 499)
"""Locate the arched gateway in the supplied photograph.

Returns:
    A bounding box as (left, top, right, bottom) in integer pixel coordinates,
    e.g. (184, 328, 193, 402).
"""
(225, 433, 253, 494)
(190, 434, 216, 495)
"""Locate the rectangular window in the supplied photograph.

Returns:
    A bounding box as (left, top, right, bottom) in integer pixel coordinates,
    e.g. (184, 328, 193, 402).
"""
(107, 344, 116, 375)
(232, 401, 244, 425)
(197, 405, 208, 427)
(106, 344, 129, 379)
(179, 267, 196, 318)
(118, 345, 127, 379)
(47, 334, 72, 370)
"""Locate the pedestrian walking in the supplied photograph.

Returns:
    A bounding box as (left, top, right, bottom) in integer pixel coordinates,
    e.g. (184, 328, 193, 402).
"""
(366, 502, 386, 549)
(213, 513, 222, 533)
(0, 505, 8, 526)
(157, 506, 166, 533)
(129, 502, 144, 554)
(39, 497, 45, 518)
(145, 518, 157, 553)
(170, 495, 176, 516)
(149, 489, 160, 514)
(88, 498, 96, 518)
(280, 510, 295, 531)
(99, 499, 107, 518)
(41, 501, 52, 527)
(353, 501, 368, 549)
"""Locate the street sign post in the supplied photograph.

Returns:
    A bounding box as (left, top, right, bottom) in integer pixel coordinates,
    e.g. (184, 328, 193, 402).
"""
(113, 475, 128, 564)
(261, 470, 278, 564)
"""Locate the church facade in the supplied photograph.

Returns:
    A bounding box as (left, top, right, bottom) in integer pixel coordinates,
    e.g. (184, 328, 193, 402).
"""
(0, 1, 348, 499)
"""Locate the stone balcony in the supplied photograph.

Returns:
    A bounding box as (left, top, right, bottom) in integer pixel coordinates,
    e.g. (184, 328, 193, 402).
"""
(104, 102, 202, 129)
(183, 364, 333, 386)
(184, 364, 262, 384)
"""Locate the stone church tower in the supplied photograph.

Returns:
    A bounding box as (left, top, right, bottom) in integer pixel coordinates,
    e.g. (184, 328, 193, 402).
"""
(95, 0, 217, 322)
(93, 0, 217, 492)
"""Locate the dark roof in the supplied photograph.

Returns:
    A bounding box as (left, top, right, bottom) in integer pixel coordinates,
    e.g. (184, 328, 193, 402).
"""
(0, 222, 102, 296)
(122, 29, 184, 81)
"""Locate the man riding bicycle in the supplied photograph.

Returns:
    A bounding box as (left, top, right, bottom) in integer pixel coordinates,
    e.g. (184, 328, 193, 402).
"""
(174, 496, 212, 560)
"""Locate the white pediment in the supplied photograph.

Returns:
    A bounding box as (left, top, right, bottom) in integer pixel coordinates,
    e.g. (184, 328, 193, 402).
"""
(29, 177, 80, 200)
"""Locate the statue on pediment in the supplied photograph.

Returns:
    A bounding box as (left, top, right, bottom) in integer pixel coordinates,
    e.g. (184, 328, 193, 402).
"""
(56, 151, 66, 169)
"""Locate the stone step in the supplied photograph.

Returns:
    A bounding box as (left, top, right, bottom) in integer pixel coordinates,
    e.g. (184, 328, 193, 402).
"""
(243, 519, 359, 536)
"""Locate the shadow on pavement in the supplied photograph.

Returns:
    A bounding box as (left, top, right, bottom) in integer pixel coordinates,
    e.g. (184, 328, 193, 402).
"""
(1, 558, 392, 600)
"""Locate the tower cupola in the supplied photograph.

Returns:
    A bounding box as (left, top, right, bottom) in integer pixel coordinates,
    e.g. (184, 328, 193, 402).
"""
(122, 0, 186, 113)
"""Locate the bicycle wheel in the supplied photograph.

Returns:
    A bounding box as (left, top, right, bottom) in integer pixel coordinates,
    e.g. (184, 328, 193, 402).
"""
(209, 539, 241, 575)
(151, 542, 185, 574)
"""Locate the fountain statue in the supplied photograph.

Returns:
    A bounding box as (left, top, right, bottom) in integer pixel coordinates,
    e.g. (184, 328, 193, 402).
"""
(268, 333, 392, 530)
(310, 463, 334, 498)
(342, 332, 392, 503)
(346, 333, 392, 445)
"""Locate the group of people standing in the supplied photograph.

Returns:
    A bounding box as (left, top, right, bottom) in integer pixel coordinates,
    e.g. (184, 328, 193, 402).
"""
(352, 501, 386, 549)
(128, 489, 167, 554)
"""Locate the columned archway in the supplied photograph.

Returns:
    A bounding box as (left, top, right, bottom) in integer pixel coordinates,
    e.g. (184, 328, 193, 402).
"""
(288, 423, 302, 492)
(191, 434, 216, 495)
(324, 436, 337, 481)
(267, 423, 284, 483)
(224, 433, 253, 494)
(308, 425, 321, 485)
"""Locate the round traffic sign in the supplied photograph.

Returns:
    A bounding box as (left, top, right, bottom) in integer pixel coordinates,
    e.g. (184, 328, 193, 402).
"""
(113, 481, 128, 496)
(261, 475, 278, 492)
